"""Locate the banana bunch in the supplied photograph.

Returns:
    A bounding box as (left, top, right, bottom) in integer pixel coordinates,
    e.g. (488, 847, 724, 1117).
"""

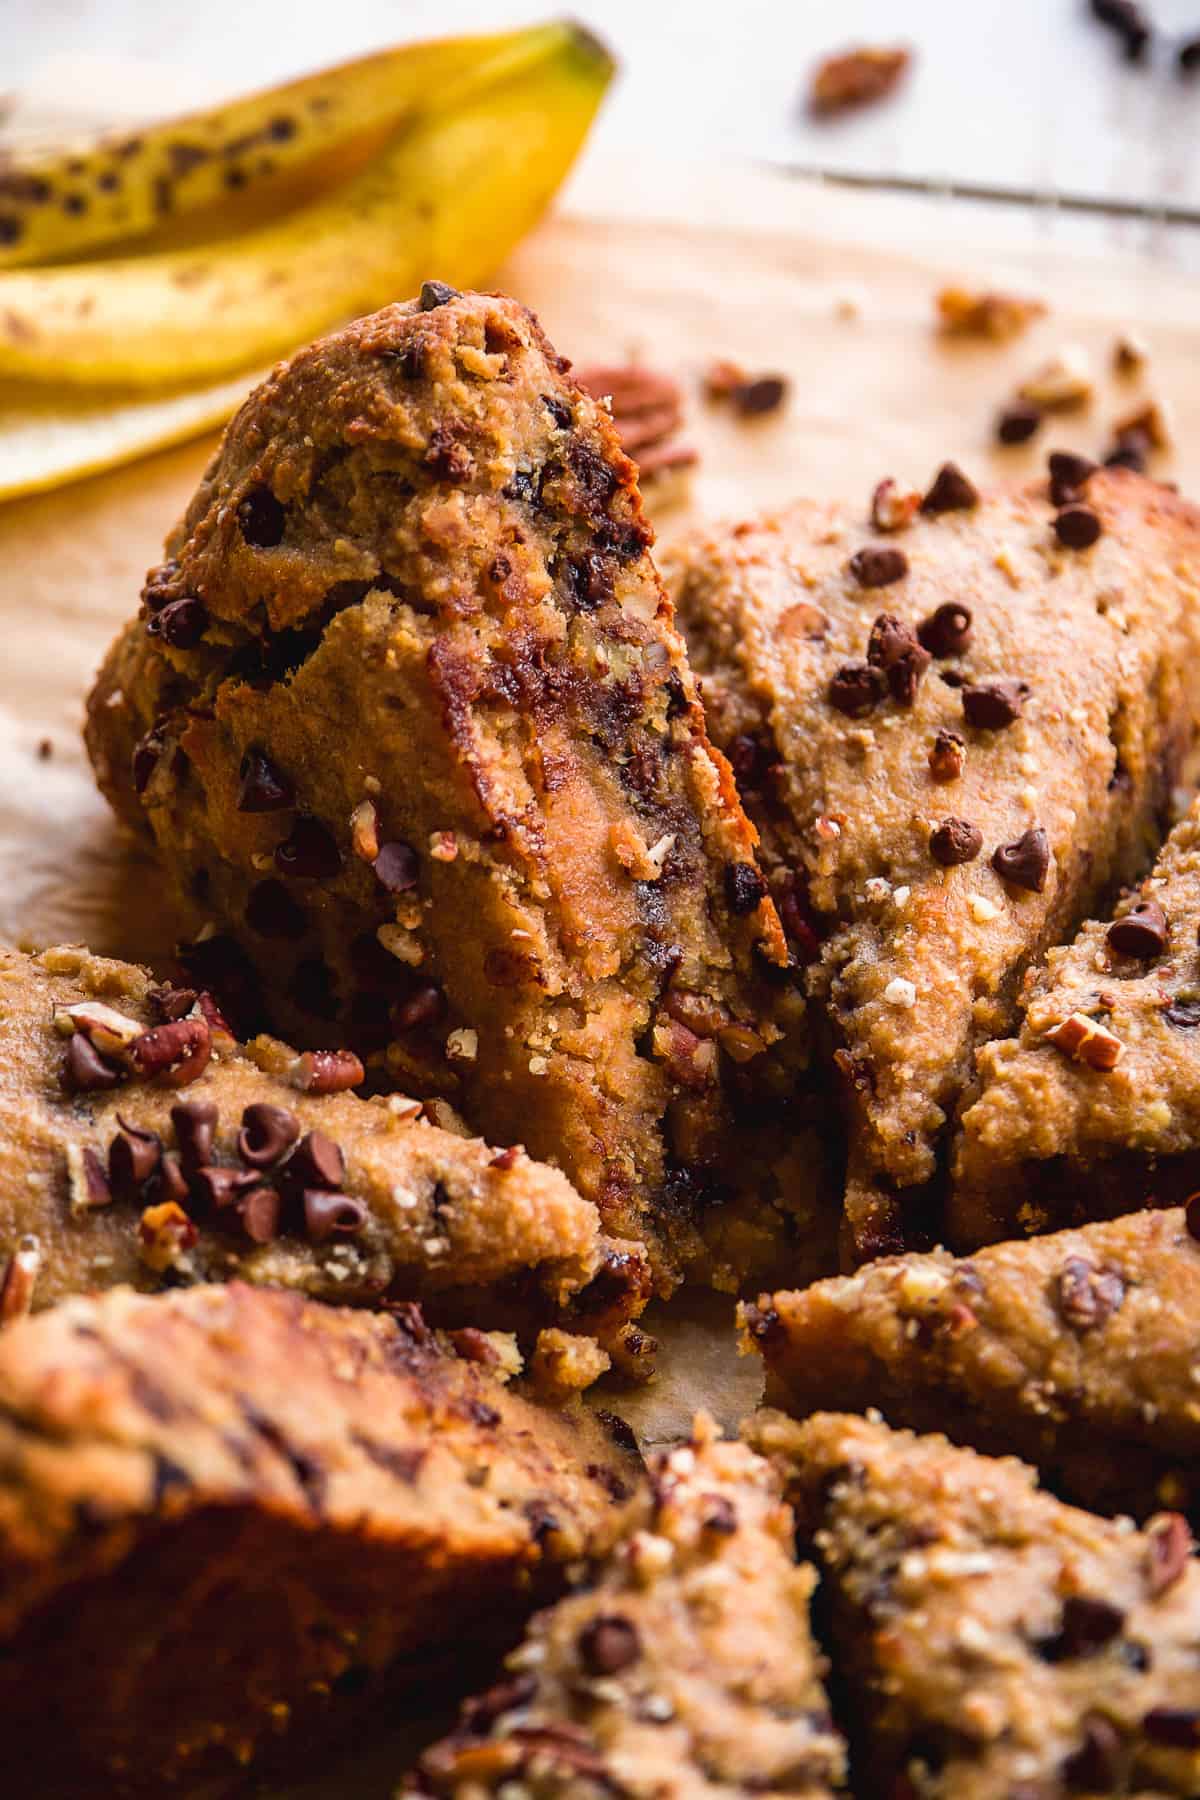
(0, 22, 613, 499)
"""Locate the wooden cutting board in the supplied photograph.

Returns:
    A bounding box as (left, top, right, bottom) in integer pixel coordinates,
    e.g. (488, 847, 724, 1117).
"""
(0, 156, 1196, 1794)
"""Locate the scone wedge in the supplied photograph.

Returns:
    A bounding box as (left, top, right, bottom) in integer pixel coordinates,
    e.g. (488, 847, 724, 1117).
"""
(742, 1206, 1200, 1521)
(954, 795, 1200, 1245)
(407, 1415, 846, 1797)
(0, 1282, 640, 1796)
(671, 463, 1200, 1263)
(0, 942, 650, 1371)
(85, 287, 826, 1295)
(750, 1409, 1200, 1799)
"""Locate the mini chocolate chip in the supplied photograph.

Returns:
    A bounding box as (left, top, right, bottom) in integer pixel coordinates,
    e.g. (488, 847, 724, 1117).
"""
(992, 827, 1050, 893)
(930, 817, 983, 866)
(419, 280, 459, 310)
(65, 1032, 121, 1093)
(1181, 33, 1200, 69)
(304, 1190, 367, 1243)
(996, 402, 1042, 445)
(393, 985, 445, 1032)
(1107, 899, 1167, 960)
(849, 545, 908, 588)
(1044, 1595, 1125, 1659)
(237, 486, 285, 547)
(374, 840, 419, 893)
(246, 878, 307, 939)
(921, 461, 979, 513)
(928, 727, 966, 782)
(290, 1130, 345, 1190)
(109, 1122, 163, 1195)
(917, 602, 973, 658)
(1054, 504, 1103, 549)
(237, 1102, 300, 1168)
(237, 748, 294, 813)
(962, 678, 1029, 730)
(578, 1615, 641, 1675)
(1092, 0, 1151, 59)
(192, 1165, 257, 1210)
(157, 1153, 190, 1207)
(171, 1100, 217, 1170)
(149, 596, 208, 649)
(1146, 1512, 1193, 1598)
(725, 861, 767, 916)
(543, 393, 573, 428)
(275, 816, 342, 880)
(828, 660, 887, 717)
(867, 613, 931, 705)
(1143, 1707, 1200, 1748)
(1166, 998, 1200, 1029)
(240, 1186, 283, 1244)
(1056, 1256, 1125, 1330)
(1186, 1191, 1200, 1240)
(1048, 449, 1098, 506)
(1062, 1714, 1122, 1791)
(702, 1494, 738, 1534)
(732, 374, 788, 417)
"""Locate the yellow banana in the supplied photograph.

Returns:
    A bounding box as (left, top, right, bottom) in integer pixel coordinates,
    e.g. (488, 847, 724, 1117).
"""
(0, 21, 612, 389)
(0, 26, 548, 269)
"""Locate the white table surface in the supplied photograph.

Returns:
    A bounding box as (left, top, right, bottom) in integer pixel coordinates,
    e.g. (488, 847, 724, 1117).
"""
(9, 0, 1200, 219)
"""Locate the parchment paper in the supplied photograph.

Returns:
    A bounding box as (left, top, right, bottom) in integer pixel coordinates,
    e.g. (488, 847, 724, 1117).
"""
(1, 155, 1197, 1793)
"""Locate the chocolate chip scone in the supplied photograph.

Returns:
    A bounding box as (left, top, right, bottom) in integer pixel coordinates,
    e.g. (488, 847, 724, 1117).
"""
(0, 1282, 640, 1797)
(0, 942, 651, 1369)
(669, 461, 1200, 1264)
(741, 1206, 1200, 1521)
(85, 287, 828, 1296)
(406, 1414, 846, 1797)
(750, 1409, 1200, 1799)
(953, 795, 1200, 1246)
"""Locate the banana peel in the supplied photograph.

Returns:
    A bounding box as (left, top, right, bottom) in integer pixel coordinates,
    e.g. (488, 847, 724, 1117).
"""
(0, 27, 550, 269)
(0, 22, 613, 390)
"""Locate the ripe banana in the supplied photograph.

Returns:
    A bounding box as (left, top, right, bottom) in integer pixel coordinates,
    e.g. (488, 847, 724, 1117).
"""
(0, 21, 612, 389)
(0, 26, 545, 269)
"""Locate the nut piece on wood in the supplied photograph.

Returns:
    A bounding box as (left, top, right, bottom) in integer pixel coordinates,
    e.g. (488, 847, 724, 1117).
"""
(1017, 346, 1094, 413)
(936, 286, 1047, 343)
(809, 44, 911, 115)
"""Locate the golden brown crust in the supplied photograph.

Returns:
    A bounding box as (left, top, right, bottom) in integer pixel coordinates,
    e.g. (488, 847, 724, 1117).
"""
(741, 1206, 1200, 1521)
(953, 798, 1200, 1246)
(0, 942, 653, 1362)
(0, 1281, 640, 1795)
(750, 1410, 1200, 1800)
(670, 467, 1200, 1264)
(408, 1415, 845, 1798)
(84, 289, 826, 1295)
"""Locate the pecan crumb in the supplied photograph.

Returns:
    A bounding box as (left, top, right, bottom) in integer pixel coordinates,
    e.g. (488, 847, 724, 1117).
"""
(809, 44, 911, 115)
(1043, 1011, 1124, 1071)
(936, 286, 1046, 342)
(0, 1235, 40, 1325)
(871, 478, 922, 533)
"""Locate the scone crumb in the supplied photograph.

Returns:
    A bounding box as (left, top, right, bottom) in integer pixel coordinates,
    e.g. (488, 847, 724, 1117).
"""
(529, 1327, 611, 1401)
(936, 286, 1046, 342)
(884, 978, 917, 1008)
(969, 893, 1000, 923)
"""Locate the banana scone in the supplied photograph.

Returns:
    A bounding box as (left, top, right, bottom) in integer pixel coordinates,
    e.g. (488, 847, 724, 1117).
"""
(0, 1282, 640, 1797)
(751, 1409, 1200, 1799)
(0, 942, 651, 1369)
(953, 795, 1200, 1246)
(741, 1206, 1200, 1521)
(670, 461, 1200, 1263)
(406, 1414, 846, 1798)
(84, 287, 827, 1296)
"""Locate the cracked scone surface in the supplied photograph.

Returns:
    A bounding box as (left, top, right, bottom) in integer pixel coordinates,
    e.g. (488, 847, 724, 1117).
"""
(954, 796, 1200, 1246)
(741, 1206, 1200, 1521)
(0, 1281, 640, 1796)
(750, 1409, 1200, 1800)
(0, 942, 651, 1358)
(669, 467, 1200, 1262)
(85, 288, 829, 1295)
(408, 1415, 846, 1797)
